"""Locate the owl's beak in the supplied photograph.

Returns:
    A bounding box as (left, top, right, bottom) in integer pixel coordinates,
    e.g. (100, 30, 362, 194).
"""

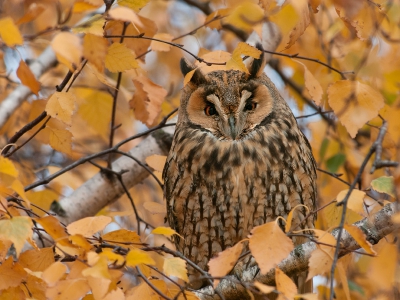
(228, 115, 239, 140)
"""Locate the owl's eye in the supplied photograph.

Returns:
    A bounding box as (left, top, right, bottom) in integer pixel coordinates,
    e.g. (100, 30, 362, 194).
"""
(205, 105, 217, 116)
(244, 101, 257, 111)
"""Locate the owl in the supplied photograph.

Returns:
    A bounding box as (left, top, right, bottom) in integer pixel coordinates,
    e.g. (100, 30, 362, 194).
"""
(163, 46, 317, 290)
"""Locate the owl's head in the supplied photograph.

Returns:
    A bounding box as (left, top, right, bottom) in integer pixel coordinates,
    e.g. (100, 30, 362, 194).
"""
(178, 47, 288, 141)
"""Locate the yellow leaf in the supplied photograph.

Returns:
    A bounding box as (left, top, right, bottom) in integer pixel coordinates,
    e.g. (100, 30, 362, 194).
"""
(225, 2, 264, 32)
(126, 248, 155, 267)
(275, 268, 297, 299)
(151, 226, 180, 238)
(327, 80, 384, 138)
(166, 288, 200, 300)
(42, 261, 68, 286)
(163, 257, 189, 282)
(51, 32, 83, 69)
(117, 0, 150, 11)
(19, 247, 55, 272)
(253, 281, 275, 294)
(0, 216, 33, 257)
(47, 127, 73, 154)
(226, 42, 261, 73)
(295, 293, 318, 300)
(0, 257, 27, 290)
(295, 60, 323, 105)
(73, 14, 105, 36)
(370, 176, 395, 197)
(208, 242, 243, 287)
(99, 248, 125, 265)
(284, 0, 310, 50)
(16, 60, 40, 95)
(83, 34, 108, 72)
(108, 6, 143, 27)
(10, 179, 28, 204)
(336, 189, 366, 216)
(143, 201, 167, 214)
(102, 229, 141, 249)
(67, 216, 112, 237)
(73, 1, 100, 13)
(0, 156, 18, 178)
(145, 155, 167, 173)
(249, 221, 294, 274)
(130, 75, 167, 126)
(0, 17, 23, 47)
(150, 33, 173, 52)
(343, 224, 376, 255)
(105, 43, 138, 72)
(82, 256, 111, 279)
(368, 241, 397, 291)
(46, 92, 76, 126)
(204, 8, 231, 30)
(75, 88, 113, 141)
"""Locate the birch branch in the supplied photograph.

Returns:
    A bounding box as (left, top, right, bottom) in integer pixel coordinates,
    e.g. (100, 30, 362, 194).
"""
(0, 47, 57, 128)
(195, 202, 399, 300)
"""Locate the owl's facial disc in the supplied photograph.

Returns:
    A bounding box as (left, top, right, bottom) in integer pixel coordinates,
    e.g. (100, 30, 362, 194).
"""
(186, 81, 274, 141)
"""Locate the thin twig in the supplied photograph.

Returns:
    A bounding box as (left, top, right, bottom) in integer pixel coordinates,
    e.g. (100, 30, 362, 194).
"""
(136, 266, 172, 300)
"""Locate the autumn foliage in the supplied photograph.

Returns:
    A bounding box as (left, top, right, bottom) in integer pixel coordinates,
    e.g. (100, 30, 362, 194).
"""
(0, 0, 400, 299)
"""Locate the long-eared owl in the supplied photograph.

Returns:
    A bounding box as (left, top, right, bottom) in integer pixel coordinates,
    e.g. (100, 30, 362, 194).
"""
(162, 46, 317, 289)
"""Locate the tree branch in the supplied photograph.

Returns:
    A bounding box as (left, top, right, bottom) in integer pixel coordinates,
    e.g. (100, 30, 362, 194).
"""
(194, 202, 399, 300)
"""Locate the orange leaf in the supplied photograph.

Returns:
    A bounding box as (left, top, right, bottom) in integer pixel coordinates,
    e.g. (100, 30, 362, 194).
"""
(0, 17, 23, 47)
(16, 3, 46, 25)
(0, 257, 27, 290)
(130, 75, 167, 126)
(225, 2, 264, 32)
(284, 0, 310, 50)
(102, 229, 141, 249)
(143, 201, 167, 214)
(67, 216, 112, 237)
(295, 60, 323, 105)
(19, 247, 55, 272)
(208, 242, 244, 288)
(42, 261, 68, 286)
(16, 60, 41, 95)
(36, 216, 68, 243)
(117, 0, 150, 11)
(336, 189, 366, 216)
(249, 221, 294, 274)
(83, 34, 108, 72)
(46, 279, 90, 300)
(343, 223, 376, 255)
(151, 33, 173, 52)
(275, 268, 297, 299)
(108, 6, 143, 27)
(253, 281, 275, 294)
(45, 92, 77, 126)
(145, 155, 167, 172)
(51, 32, 83, 69)
(328, 80, 384, 138)
(47, 127, 73, 154)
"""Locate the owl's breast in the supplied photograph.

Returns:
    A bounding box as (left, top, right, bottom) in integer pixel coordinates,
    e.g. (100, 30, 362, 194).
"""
(164, 127, 316, 270)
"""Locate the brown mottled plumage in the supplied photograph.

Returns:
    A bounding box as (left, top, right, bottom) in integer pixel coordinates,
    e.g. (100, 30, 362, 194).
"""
(163, 47, 316, 290)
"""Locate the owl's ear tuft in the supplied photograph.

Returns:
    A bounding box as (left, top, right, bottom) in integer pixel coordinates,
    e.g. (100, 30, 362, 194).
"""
(180, 58, 207, 85)
(248, 43, 266, 78)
